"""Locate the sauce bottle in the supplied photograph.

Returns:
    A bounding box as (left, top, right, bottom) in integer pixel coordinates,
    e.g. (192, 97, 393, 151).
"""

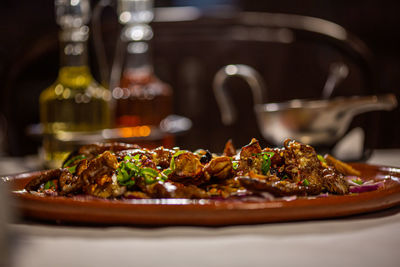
(112, 0, 172, 128)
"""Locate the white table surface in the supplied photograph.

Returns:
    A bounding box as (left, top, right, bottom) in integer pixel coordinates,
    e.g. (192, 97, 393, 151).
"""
(4, 150, 400, 267)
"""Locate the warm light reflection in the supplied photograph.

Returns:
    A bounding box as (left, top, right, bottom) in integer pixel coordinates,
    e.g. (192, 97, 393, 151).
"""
(118, 125, 151, 138)
(139, 125, 151, 136)
(62, 88, 71, 99)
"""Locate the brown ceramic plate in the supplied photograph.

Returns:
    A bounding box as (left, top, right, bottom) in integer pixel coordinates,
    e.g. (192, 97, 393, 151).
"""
(5, 163, 400, 226)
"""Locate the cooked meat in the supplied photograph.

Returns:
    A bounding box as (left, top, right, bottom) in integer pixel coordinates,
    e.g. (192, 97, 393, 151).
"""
(170, 152, 206, 185)
(75, 159, 89, 175)
(238, 177, 322, 197)
(263, 147, 285, 167)
(25, 138, 366, 200)
(25, 169, 62, 191)
(240, 138, 262, 158)
(238, 138, 263, 175)
(59, 159, 89, 195)
(223, 139, 236, 157)
(146, 182, 208, 199)
(115, 148, 152, 161)
(204, 156, 233, 180)
(79, 142, 140, 154)
(283, 139, 322, 187)
(152, 147, 173, 169)
(248, 170, 279, 181)
(80, 151, 121, 198)
(321, 167, 349, 195)
(324, 154, 361, 176)
(78, 143, 140, 159)
(59, 169, 82, 195)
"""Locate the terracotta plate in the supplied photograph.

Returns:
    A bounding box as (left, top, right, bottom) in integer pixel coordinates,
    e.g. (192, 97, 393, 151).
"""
(5, 163, 400, 226)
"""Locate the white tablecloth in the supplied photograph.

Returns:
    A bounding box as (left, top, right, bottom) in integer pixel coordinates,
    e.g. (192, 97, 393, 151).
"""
(5, 150, 400, 267)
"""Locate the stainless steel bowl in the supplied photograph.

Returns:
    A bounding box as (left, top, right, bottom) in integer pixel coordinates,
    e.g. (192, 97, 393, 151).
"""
(213, 64, 398, 147)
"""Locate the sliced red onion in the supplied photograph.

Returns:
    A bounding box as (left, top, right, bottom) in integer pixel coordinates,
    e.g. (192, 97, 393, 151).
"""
(345, 176, 363, 186)
(349, 182, 384, 193)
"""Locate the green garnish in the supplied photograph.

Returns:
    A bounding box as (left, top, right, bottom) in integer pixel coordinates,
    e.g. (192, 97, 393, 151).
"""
(282, 175, 289, 180)
(352, 178, 363, 185)
(63, 155, 86, 174)
(160, 169, 172, 181)
(117, 160, 141, 188)
(317, 154, 326, 164)
(63, 154, 86, 168)
(141, 167, 159, 184)
(67, 165, 77, 174)
(116, 155, 166, 187)
(170, 150, 187, 171)
(302, 179, 310, 186)
(232, 161, 239, 170)
(261, 152, 275, 175)
(44, 180, 55, 190)
(123, 154, 141, 162)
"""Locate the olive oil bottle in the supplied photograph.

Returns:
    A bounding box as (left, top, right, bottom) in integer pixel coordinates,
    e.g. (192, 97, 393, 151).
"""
(40, 0, 111, 168)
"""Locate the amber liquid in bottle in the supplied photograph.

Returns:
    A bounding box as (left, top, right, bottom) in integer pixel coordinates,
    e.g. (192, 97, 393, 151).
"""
(112, 2, 173, 146)
(114, 69, 172, 127)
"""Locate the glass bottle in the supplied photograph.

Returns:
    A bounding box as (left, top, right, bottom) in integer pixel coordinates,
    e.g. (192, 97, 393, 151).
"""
(112, 0, 172, 127)
(40, 0, 111, 168)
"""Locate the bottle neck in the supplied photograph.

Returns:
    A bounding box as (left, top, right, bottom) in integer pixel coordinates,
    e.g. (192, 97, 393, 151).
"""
(59, 40, 89, 68)
(58, 27, 92, 87)
(121, 23, 154, 79)
(59, 27, 90, 68)
(123, 40, 153, 75)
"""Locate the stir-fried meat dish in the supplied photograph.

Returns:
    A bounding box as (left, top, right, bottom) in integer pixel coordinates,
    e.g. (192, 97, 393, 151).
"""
(25, 138, 366, 199)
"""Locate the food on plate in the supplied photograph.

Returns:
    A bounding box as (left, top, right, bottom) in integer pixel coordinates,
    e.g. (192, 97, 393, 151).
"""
(25, 138, 380, 199)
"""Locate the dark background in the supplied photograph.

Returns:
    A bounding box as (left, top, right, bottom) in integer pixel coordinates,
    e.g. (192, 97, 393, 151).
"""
(0, 0, 399, 156)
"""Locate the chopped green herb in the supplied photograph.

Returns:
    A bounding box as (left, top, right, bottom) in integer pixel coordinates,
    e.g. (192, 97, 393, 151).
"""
(317, 154, 326, 164)
(142, 167, 158, 184)
(44, 180, 55, 190)
(282, 175, 289, 180)
(261, 152, 274, 175)
(263, 152, 275, 158)
(170, 160, 175, 171)
(116, 162, 132, 182)
(116, 160, 141, 188)
(160, 169, 172, 181)
(352, 178, 363, 185)
(117, 155, 165, 187)
(302, 179, 310, 186)
(162, 168, 172, 176)
(67, 165, 77, 174)
(63, 154, 86, 168)
(126, 161, 140, 172)
(232, 161, 239, 170)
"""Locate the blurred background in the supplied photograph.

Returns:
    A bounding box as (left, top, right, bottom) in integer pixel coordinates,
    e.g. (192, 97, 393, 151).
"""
(0, 0, 399, 159)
